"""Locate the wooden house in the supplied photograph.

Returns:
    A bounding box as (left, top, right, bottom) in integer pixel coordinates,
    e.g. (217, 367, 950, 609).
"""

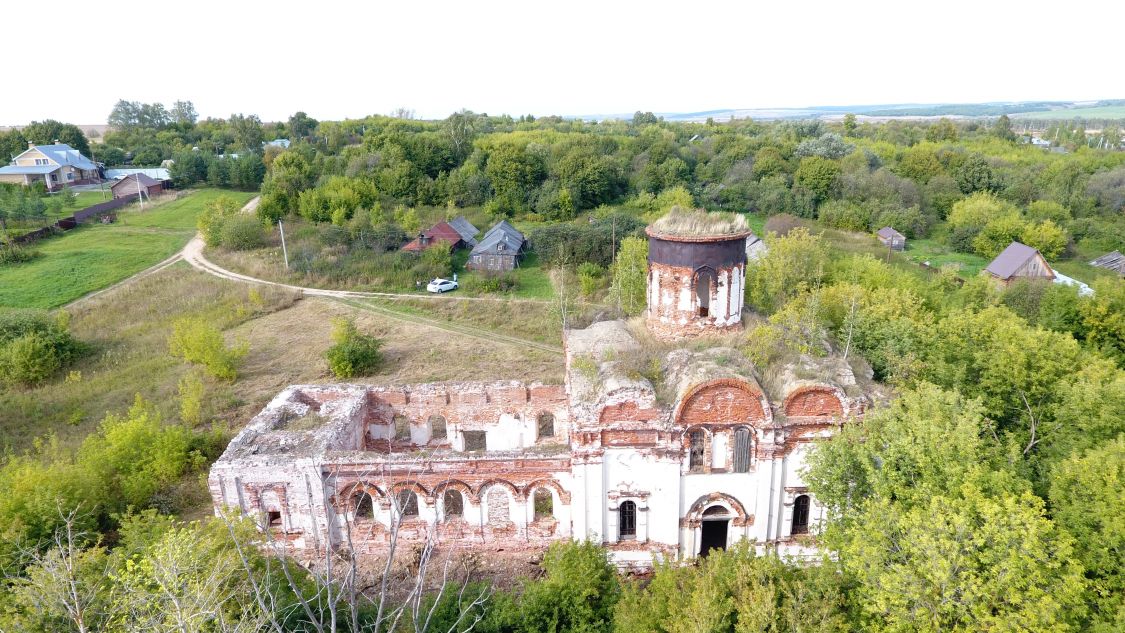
(110, 173, 164, 199)
(876, 226, 906, 251)
(0, 142, 100, 190)
(467, 220, 526, 272)
(984, 241, 1055, 285)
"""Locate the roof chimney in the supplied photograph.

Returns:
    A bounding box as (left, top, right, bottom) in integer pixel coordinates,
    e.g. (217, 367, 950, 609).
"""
(28, 141, 34, 148)
(53, 139, 60, 145)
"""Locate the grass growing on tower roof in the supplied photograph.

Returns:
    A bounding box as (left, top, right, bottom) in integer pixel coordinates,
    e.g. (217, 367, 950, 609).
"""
(649, 206, 750, 237)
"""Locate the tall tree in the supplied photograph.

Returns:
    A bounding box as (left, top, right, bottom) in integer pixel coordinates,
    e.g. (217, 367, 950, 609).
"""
(20, 120, 91, 157)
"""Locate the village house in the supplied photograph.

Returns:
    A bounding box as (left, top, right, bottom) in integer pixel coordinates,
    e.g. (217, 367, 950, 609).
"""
(984, 241, 1055, 286)
(110, 173, 164, 200)
(402, 216, 479, 253)
(875, 226, 906, 251)
(1090, 250, 1125, 277)
(0, 142, 100, 190)
(209, 212, 873, 568)
(466, 220, 526, 272)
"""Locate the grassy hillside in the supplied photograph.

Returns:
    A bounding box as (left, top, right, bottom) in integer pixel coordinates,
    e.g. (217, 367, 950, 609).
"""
(0, 188, 254, 309)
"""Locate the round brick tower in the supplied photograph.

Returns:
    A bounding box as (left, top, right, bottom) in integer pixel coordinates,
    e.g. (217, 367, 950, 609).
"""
(645, 220, 753, 340)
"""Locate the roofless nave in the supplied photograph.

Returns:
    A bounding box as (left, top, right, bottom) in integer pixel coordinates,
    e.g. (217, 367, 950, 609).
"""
(209, 210, 872, 567)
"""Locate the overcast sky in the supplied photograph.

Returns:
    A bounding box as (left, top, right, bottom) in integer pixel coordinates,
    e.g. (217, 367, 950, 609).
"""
(5, 0, 1121, 125)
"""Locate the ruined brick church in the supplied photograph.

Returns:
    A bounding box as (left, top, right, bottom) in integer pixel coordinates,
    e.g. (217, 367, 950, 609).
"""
(209, 212, 870, 567)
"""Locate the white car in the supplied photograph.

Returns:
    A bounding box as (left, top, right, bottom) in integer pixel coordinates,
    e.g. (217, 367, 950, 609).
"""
(426, 278, 459, 293)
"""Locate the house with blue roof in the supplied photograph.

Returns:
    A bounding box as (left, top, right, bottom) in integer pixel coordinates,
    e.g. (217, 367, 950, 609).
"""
(0, 142, 100, 190)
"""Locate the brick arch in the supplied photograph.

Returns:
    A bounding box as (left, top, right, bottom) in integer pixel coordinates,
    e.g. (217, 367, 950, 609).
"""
(387, 481, 430, 504)
(430, 479, 478, 504)
(522, 479, 571, 504)
(333, 481, 386, 509)
(675, 378, 767, 427)
(476, 479, 521, 500)
(683, 492, 752, 527)
(783, 386, 844, 418)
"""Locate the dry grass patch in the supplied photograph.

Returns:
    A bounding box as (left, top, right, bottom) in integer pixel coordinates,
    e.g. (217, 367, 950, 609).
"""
(649, 206, 749, 237)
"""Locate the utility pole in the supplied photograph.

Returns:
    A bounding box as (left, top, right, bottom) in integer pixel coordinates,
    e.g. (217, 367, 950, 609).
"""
(278, 218, 289, 269)
(137, 175, 145, 210)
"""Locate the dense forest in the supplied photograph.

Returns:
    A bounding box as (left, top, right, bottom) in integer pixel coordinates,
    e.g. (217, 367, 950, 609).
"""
(0, 104, 1123, 632)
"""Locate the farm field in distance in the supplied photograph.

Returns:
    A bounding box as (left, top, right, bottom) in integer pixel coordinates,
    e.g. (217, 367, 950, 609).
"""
(0, 188, 254, 309)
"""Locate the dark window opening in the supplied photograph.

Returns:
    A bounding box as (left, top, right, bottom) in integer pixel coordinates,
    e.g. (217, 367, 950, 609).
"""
(619, 501, 637, 540)
(396, 490, 419, 517)
(265, 510, 282, 530)
(699, 517, 728, 556)
(394, 414, 410, 441)
(429, 415, 447, 441)
(695, 269, 715, 318)
(354, 492, 374, 519)
(443, 489, 463, 517)
(533, 489, 553, 519)
(463, 430, 486, 451)
(689, 430, 705, 472)
(733, 427, 752, 473)
(537, 412, 555, 439)
(792, 495, 811, 535)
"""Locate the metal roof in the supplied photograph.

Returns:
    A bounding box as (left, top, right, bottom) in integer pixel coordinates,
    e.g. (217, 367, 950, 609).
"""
(0, 164, 60, 175)
(111, 173, 160, 188)
(105, 168, 170, 180)
(447, 216, 479, 245)
(1090, 250, 1125, 274)
(470, 220, 526, 257)
(876, 226, 905, 239)
(985, 241, 1043, 280)
(16, 143, 97, 170)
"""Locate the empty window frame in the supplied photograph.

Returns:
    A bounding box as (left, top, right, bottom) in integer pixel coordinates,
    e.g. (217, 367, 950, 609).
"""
(688, 430, 706, 472)
(533, 489, 553, 519)
(695, 268, 716, 317)
(619, 501, 637, 540)
(463, 430, 486, 451)
(353, 491, 374, 519)
(396, 490, 419, 517)
(393, 414, 411, 441)
(264, 510, 282, 530)
(429, 415, 447, 441)
(442, 489, 463, 518)
(537, 412, 555, 439)
(792, 495, 811, 535)
(732, 427, 752, 473)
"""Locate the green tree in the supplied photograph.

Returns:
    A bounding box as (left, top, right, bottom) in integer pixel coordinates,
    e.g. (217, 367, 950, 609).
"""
(794, 155, 840, 203)
(167, 317, 247, 381)
(610, 236, 648, 316)
(21, 120, 91, 157)
(745, 227, 827, 314)
(992, 113, 1017, 141)
(1049, 437, 1125, 632)
(1080, 278, 1125, 366)
(516, 541, 619, 633)
(972, 212, 1028, 258)
(196, 194, 241, 247)
(1020, 219, 1068, 259)
(842, 113, 857, 135)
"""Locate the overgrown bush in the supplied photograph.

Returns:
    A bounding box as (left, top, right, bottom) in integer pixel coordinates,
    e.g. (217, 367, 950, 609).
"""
(167, 317, 247, 381)
(325, 317, 383, 378)
(196, 195, 242, 247)
(0, 309, 82, 386)
(577, 261, 605, 296)
(220, 214, 267, 250)
(818, 200, 872, 232)
(0, 243, 40, 266)
(529, 214, 644, 268)
(463, 272, 520, 294)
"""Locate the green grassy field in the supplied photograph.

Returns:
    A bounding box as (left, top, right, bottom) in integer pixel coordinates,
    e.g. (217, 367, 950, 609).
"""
(1013, 105, 1125, 120)
(0, 189, 255, 309)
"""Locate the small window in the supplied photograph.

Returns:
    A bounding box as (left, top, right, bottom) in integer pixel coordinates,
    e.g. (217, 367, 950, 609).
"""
(463, 430, 486, 451)
(619, 501, 636, 540)
(443, 489, 463, 517)
(393, 415, 410, 441)
(792, 495, 810, 535)
(733, 427, 752, 473)
(66, 172, 75, 181)
(688, 430, 705, 472)
(537, 412, 555, 439)
(354, 492, 374, 519)
(264, 510, 282, 530)
(396, 490, 419, 517)
(533, 489, 553, 519)
(429, 415, 447, 441)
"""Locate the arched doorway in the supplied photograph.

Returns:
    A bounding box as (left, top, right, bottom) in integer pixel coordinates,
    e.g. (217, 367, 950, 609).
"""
(694, 268, 716, 317)
(699, 505, 729, 556)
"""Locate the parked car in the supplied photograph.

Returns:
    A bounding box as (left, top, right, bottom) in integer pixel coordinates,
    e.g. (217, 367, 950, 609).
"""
(426, 278, 459, 293)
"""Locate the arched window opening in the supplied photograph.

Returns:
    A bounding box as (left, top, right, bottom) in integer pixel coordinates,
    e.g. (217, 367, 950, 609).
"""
(533, 489, 553, 519)
(537, 412, 555, 439)
(429, 415, 447, 441)
(396, 490, 419, 517)
(353, 491, 374, 519)
(619, 501, 637, 540)
(792, 495, 810, 535)
(688, 430, 706, 472)
(442, 489, 463, 518)
(732, 427, 752, 473)
(393, 414, 410, 441)
(703, 505, 729, 517)
(695, 268, 715, 317)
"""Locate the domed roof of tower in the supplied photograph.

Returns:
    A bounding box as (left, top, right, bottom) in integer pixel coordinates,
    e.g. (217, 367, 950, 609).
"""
(648, 206, 750, 238)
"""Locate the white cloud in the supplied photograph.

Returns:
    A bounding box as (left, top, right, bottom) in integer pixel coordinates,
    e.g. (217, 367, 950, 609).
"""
(4, 0, 1120, 124)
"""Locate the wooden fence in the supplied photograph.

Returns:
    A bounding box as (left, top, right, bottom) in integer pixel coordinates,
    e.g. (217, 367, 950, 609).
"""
(12, 193, 138, 244)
